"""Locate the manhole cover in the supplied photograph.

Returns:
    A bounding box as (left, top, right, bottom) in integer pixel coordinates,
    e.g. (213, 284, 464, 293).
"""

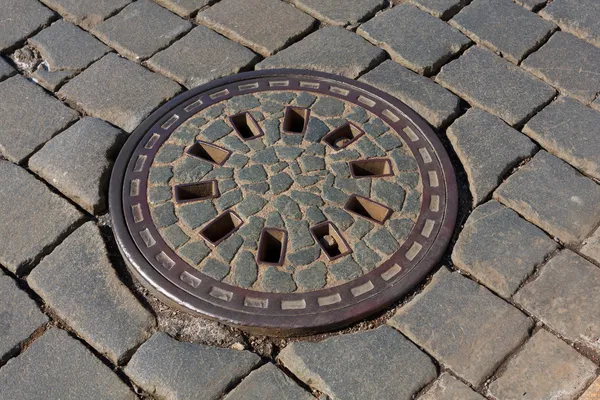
(110, 69, 457, 336)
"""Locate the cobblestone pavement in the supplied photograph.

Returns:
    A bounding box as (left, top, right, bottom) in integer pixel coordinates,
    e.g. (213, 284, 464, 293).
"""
(1, 0, 599, 399)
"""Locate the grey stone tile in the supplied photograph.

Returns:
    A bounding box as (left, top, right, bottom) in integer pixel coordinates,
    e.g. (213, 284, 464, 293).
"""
(494, 151, 600, 245)
(0, 57, 14, 81)
(0, 0, 54, 52)
(30, 67, 73, 92)
(389, 267, 532, 386)
(153, 0, 211, 17)
(28, 223, 155, 364)
(514, 0, 547, 11)
(407, 0, 469, 19)
(514, 250, 600, 356)
(581, 227, 600, 264)
(257, 27, 386, 79)
(419, 373, 485, 400)
(358, 4, 470, 75)
(289, 0, 385, 26)
(197, 0, 316, 57)
(447, 108, 537, 205)
(278, 326, 437, 400)
(0, 75, 78, 163)
(39, 0, 132, 30)
(230, 251, 257, 287)
(29, 117, 124, 214)
(0, 275, 48, 361)
(259, 266, 296, 293)
(436, 46, 556, 126)
(360, 60, 460, 128)
(450, 0, 555, 64)
(540, 0, 600, 48)
(0, 328, 136, 399)
(452, 201, 557, 298)
(59, 53, 180, 132)
(0, 161, 82, 275)
(488, 329, 597, 400)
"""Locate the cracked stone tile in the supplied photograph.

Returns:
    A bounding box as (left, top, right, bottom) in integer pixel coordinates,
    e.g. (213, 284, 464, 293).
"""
(0, 0, 55, 52)
(540, 0, 600, 48)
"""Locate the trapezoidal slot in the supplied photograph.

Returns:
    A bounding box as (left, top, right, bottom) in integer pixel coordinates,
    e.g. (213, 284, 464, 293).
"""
(228, 112, 264, 141)
(199, 211, 243, 246)
(174, 181, 219, 204)
(282, 106, 310, 135)
(310, 221, 352, 261)
(256, 228, 288, 265)
(322, 121, 365, 150)
(344, 194, 393, 225)
(349, 158, 393, 178)
(187, 141, 231, 165)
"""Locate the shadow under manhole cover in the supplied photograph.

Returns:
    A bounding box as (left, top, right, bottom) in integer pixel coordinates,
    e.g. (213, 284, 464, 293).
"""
(109, 69, 457, 336)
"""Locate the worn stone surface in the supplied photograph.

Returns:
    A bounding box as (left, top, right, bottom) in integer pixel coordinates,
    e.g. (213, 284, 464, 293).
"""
(358, 4, 470, 75)
(447, 108, 537, 205)
(581, 227, 600, 264)
(59, 53, 180, 132)
(0, 328, 136, 399)
(450, 0, 555, 64)
(278, 326, 436, 400)
(257, 27, 386, 79)
(389, 267, 532, 386)
(0, 0, 55, 52)
(452, 201, 557, 298)
(514, 0, 546, 11)
(436, 46, 556, 126)
(28, 223, 155, 364)
(39, 0, 131, 29)
(126, 332, 260, 400)
(360, 60, 461, 129)
(419, 373, 485, 400)
(494, 151, 600, 245)
(489, 329, 597, 400)
(0, 161, 82, 274)
(522, 32, 600, 105)
(540, 0, 600, 48)
(0, 75, 78, 163)
(154, 0, 210, 17)
(289, 0, 385, 26)
(0, 57, 14, 81)
(29, 117, 124, 214)
(197, 0, 315, 57)
(514, 250, 600, 356)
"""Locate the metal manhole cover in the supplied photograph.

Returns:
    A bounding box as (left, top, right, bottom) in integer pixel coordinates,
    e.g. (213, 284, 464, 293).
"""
(110, 69, 457, 336)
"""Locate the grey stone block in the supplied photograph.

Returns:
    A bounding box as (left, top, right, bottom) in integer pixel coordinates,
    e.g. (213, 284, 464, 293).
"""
(59, 53, 180, 133)
(28, 223, 155, 364)
(0, 0, 54, 52)
(353, 241, 381, 272)
(288, 246, 321, 267)
(408, 0, 468, 19)
(178, 201, 217, 229)
(540, 0, 600, 48)
(216, 234, 243, 263)
(447, 108, 537, 205)
(364, 228, 398, 255)
(322, 207, 354, 231)
(420, 373, 485, 400)
(238, 164, 267, 183)
(274, 195, 302, 219)
(290, 0, 384, 26)
(257, 27, 386, 79)
(153, 0, 211, 17)
(161, 224, 189, 249)
(231, 251, 258, 287)
(39, 0, 131, 30)
(389, 267, 532, 386)
(125, 332, 261, 400)
(329, 256, 362, 282)
(236, 195, 267, 218)
(278, 326, 437, 400)
(179, 240, 210, 265)
(259, 266, 296, 293)
(514, 0, 546, 11)
(436, 46, 556, 126)
(294, 262, 326, 290)
(358, 4, 470, 75)
(202, 258, 230, 280)
(494, 151, 600, 245)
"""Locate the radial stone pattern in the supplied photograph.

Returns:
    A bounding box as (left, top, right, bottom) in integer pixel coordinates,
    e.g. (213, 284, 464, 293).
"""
(110, 70, 457, 336)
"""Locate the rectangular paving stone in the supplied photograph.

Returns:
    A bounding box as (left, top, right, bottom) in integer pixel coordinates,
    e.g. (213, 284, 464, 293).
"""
(289, 0, 386, 26)
(407, 0, 468, 19)
(0, 0, 54, 52)
(28, 222, 155, 364)
(59, 53, 181, 133)
(436, 46, 556, 126)
(257, 27, 386, 79)
(359, 60, 461, 129)
(153, 0, 211, 17)
(0, 161, 82, 275)
(197, 0, 316, 57)
(522, 32, 600, 105)
(450, 0, 556, 64)
(389, 267, 532, 386)
(514, 250, 600, 356)
(278, 326, 437, 400)
(419, 373, 485, 400)
(523, 96, 600, 180)
(147, 26, 259, 89)
(0, 75, 78, 163)
(0, 328, 136, 400)
(488, 329, 597, 400)
(39, 0, 132, 30)
(494, 151, 600, 245)
(357, 4, 470, 75)
(540, 0, 600, 48)
(0, 275, 48, 361)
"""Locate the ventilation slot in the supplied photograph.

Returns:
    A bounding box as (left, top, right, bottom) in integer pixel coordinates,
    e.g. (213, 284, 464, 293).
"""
(310, 222, 352, 261)
(344, 194, 392, 225)
(282, 106, 310, 134)
(322, 122, 365, 150)
(174, 181, 219, 204)
(349, 158, 393, 178)
(228, 112, 264, 140)
(200, 211, 243, 246)
(257, 228, 288, 265)
(187, 141, 231, 165)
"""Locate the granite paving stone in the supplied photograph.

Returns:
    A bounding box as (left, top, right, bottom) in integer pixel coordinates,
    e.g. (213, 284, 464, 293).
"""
(154, 0, 211, 17)
(28, 222, 155, 364)
(522, 32, 600, 105)
(389, 267, 532, 386)
(161, 224, 189, 249)
(488, 329, 597, 400)
(0, 57, 14, 81)
(0, 0, 55, 53)
(173, 158, 211, 183)
(93, 0, 191, 60)
(29, 117, 125, 214)
(197, 0, 316, 57)
(294, 262, 326, 290)
(419, 373, 485, 400)
(329, 256, 362, 281)
(289, 0, 385, 26)
(523, 96, 600, 180)
(581, 227, 600, 264)
(0, 328, 136, 399)
(514, 250, 600, 356)
(450, 0, 555, 64)
(178, 240, 210, 265)
(39, 0, 131, 30)
(59, 54, 180, 133)
(494, 151, 600, 245)
(540, 0, 600, 48)
(278, 326, 437, 400)
(257, 27, 386, 79)
(0, 275, 48, 361)
(125, 332, 261, 400)
(260, 266, 296, 293)
(358, 4, 470, 75)
(231, 251, 258, 287)
(236, 194, 267, 218)
(436, 46, 556, 126)
(202, 258, 231, 280)
(452, 201, 557, 298)
(408, 0, 468, 19)
(178, 201, 217, 229)
(0, 161, 82, 275)
(0, 75, 78, 163)
(447, 108, 537, 205)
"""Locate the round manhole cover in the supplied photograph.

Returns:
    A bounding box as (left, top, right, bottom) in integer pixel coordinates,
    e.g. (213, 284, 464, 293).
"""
(110, 69, 457, 336)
